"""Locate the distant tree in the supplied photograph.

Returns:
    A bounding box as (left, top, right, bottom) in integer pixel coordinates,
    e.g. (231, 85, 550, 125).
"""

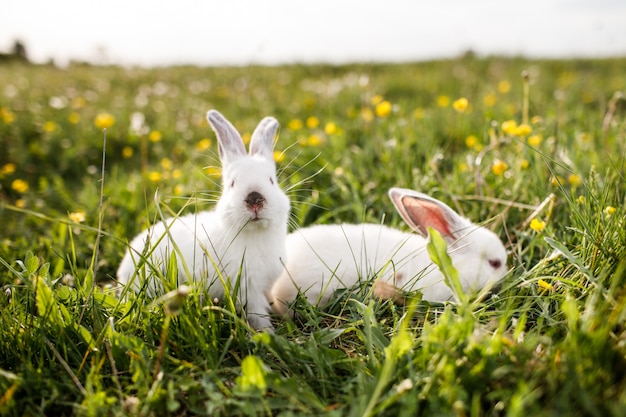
(12, 40, 28, 62)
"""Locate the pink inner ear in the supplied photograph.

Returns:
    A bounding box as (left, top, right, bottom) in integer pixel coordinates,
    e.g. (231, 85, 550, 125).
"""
(403, 198, 454, 237)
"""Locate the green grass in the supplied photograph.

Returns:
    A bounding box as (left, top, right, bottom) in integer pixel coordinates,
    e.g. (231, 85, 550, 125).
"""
(0, 56, 625, 416)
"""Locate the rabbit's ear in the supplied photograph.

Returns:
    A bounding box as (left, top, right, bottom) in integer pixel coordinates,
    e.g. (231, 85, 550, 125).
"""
(207, 110, 246, 163)
(249, 117, 279, 160)
(389, 188, 470, 243)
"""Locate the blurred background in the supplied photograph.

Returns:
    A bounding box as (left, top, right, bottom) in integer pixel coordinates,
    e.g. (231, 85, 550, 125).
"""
(2, 0, 626, 67)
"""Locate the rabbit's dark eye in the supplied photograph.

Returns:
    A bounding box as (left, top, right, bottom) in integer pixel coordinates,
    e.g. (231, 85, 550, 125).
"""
(230, 180, 235, 188)
(489, 259, 502, 269)
(270, 177, 274, 185)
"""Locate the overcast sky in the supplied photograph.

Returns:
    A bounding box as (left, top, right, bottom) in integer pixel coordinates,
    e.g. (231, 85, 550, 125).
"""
(2, 0, 626, 66)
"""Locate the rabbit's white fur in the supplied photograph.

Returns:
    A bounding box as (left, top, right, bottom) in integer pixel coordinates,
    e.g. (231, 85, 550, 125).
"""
(117, 110, 290, 330)
(271, 188, 507, 316)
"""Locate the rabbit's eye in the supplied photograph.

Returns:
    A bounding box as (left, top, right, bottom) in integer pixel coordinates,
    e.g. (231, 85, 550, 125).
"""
(270, 177, 274, 185)
(488, 259, 502, 269)
(230, 180, 235, 188)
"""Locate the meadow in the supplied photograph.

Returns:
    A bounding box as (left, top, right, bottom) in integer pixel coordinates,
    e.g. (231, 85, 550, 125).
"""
(0, 56, 625, 416)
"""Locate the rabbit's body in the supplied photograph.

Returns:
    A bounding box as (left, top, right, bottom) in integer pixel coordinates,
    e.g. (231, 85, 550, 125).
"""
(271, 188, 508, 316)
(117, 110, 289, 330)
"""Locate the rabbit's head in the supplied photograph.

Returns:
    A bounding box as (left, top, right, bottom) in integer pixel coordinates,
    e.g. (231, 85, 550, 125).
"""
(207, 110, 290, 233)
(389, 187, 508, 286)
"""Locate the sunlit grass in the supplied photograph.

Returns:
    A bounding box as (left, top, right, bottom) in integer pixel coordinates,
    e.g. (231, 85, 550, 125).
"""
(0, 56, 625, 415)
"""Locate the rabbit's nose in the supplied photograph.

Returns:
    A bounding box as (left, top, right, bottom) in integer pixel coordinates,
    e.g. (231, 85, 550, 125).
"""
(245, 191, 265, 210)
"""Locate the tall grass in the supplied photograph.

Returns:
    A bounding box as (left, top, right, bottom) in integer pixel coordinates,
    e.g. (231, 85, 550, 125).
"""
(0, 56, 625, 415)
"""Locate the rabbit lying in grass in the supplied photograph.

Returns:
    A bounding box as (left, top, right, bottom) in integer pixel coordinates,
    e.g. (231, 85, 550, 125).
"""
(271, 187, 507, 316)
(117, 110, 290, 330)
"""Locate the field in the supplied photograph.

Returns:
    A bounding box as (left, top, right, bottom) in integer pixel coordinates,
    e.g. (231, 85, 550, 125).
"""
(0, 56, 625, 416)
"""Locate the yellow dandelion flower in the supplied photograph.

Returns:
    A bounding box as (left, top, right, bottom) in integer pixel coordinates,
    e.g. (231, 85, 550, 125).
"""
(604, 206, 616, 217)
(173, 185, 184, 195)
(242, 132, 251, 145)
(324, 122, 337, 135)
(94, 113, 115, 129)
(530, 218, 546, 232)
(452, 97, 469, 113)
(306, 116, 319, 129)
(11, 179, 29, 193)
(483, 93, 497, 107)
(413, 108, 425, 119)
(68, 211, 86, 223)
(551, 176, 565, 187)
(370, 95, 384, 105)
(436, 95, 450, 108)
(122, 146, 134, 159)
(538, 279, 552, 291)
(273, 150, 285, 163)
(527, 135, 542, 146)
(458, 162, 468, 172)
(520, 159, 530, 169)
(160, 158, 173, 171)
(576, 195, 586, 204)
(147, 171, 162, 182)
(149, 130, 162, 142)
(1, 163, 16, 175)
(172, 169, 182, 179)
(465, 135, 478, 149)
(196, 138, 212, 151)
(498, 80, 511, 94)
(43, 121, 58, 133)
(514, 123, 532, 137)
(501, 120, 518, 135)
(375, 100, 392, 117)
(568, 174, 582, 188)
(307, 134, 325, 146)
(15, 199, 25, 208)
(492, 159, 509, 176)
(68, 112, 81, 124)
(361, 107, 374, 123)
(205, 166, 221, 177)
(287, 119, 303, 131)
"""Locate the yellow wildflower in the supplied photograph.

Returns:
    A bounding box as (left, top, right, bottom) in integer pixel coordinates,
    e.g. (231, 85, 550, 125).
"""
(492, 159, 509, 176)
(528, 135, 542, 146)
(452, 97, 469, 113)
(94, 113, 115, 129)
(307, 134, 325, 146)
(361, 107, 374, 122)
(577, 195, 586, 204)
(43, 121, 58, 133)
(520, 159, 530, 169)
(530, 218, 546, 232)
(501, 120, 518, 135)
(196, 138, 212, 151)
(172, 169, 182, 179)
(436, 95, 450, 108)
(498, 80, 511, 94)
(160, 158, 173, 171)
(149, 130, 162, 142)
(375, 100, 392, 117)
(530, 116, 544, 124)
(1, 163, 16, 175)
(15, 199, 25, 208)
(1, 107, 15, 124)
(242, 132, 251, 145)
(465, 135, 478, 149)
(370, 95, 384, 105)
(538, 279, 552, 291)
(324, 122, 337, 135)
(551, 176, 565, 187)
(11, 179, 29, 193)
(122, 146, 133, 159)
(483, 93, 497, 107)
(604, 206, 616, 217)
(273, 151, 285, 163)
(287, 119, 303, 131)
(568, 174, 582, 188)
(68, 112, 81, 124)
(173, 185, 184, 196)
(306, 116, 319, 129)
(68, 211, 86, 223)
(514, 123, 532, 137)
(147, 171, 162, 182)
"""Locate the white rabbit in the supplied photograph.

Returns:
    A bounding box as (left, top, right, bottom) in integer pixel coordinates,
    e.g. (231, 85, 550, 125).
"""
(271, 187, 507, 316)
(117, 110, 290, 330)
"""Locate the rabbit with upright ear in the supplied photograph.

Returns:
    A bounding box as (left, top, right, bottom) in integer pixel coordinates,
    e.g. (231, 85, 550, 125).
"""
(271, 187, 507, 317)
(117, 110, 290, 330)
